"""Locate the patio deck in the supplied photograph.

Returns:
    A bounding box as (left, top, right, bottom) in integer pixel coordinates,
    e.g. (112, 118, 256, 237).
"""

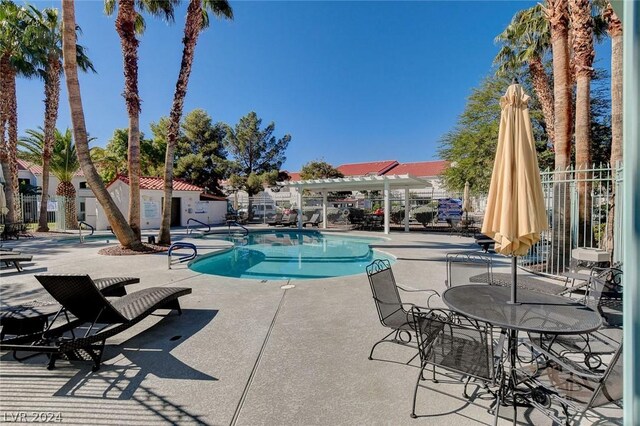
(0, 228, 622, 425)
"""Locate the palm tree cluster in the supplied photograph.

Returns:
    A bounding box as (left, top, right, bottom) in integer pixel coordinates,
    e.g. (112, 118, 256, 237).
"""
(1, 0, 93, 231)
(494, 0, 623, 257)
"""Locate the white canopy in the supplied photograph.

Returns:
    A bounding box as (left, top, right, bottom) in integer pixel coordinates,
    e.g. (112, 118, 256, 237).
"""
(280, 174, 432, 234)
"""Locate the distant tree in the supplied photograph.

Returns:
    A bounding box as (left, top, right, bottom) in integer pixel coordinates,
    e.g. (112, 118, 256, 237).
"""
(439, 74, 552, 193)
(19, 128, 80, 229)
(300, 160, 344, 180)
(224, 111, 291, 219)
(174, 109, 228, 195)
(98, 128, 164, 180)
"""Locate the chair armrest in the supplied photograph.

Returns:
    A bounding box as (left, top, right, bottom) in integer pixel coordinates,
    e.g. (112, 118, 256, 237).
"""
(396, 285, 441, 307)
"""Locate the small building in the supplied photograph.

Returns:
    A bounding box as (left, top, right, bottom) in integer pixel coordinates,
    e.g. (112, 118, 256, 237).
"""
(87, 175, 228, 231)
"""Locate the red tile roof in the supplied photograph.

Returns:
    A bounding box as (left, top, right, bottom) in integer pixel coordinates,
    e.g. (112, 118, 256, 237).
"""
(109, 175, 203, 192)
(286, 172, 301, 181)
(337, 160, 399, 177)
(388, 161, 449, 177)
(17, 159, 84, 177)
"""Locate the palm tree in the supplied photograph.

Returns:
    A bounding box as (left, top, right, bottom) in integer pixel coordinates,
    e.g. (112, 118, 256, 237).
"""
(62, 0, 143, 250)
(598, 1, 622, 256)
(494, 5, 555, 147)
(104, 0, 178, 241)
(0, 0, 38, 224)
(543, 0, 573, 273)
(20, 128, 82, 229)
(158, 0, 233, 245)
(29, 6, 95, 232)
(569, 0, 595, 247)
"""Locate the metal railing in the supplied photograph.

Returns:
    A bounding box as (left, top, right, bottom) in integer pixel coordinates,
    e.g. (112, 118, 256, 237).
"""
(186, 218, 211, 235)
(78, 221, 95, 242)
(226, 220, 249, 236)
(519, 164, 623, 276)
(168, 242, 198, 269)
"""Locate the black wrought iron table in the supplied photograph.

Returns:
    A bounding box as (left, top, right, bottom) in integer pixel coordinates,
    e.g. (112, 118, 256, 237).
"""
(442, 285, 602, 424)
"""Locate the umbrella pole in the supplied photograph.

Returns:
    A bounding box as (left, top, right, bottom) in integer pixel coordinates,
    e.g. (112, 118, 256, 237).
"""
(510, 256, 519, 304)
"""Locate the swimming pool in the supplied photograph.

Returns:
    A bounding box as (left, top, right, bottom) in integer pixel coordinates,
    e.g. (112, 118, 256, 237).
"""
(189, 230, 394, 280)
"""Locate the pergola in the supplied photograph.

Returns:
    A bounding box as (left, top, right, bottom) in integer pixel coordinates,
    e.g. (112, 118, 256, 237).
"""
(281, 174, 431, 234)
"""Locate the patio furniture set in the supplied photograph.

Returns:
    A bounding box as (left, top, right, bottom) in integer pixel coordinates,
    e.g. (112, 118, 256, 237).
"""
(366, 254, 623, 425)
(1, 222, 34, 241)
(1, 248, 33, 272)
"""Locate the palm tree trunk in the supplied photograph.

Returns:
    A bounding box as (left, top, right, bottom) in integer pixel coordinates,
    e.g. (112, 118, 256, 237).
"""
(0, 54, 17, 224)
(545, 0, 572, 273)
(39, 55, 62, 232)
(528, 56, 555, 147)
(570, 0, 594, 247)
(61, 0, 143, 250)
(604, 5, 623, 258)
(6, 68, 20, 223)
(57, 181, 78, 230)
(115, 0, 142, 240)
(159, 0, 203, 245)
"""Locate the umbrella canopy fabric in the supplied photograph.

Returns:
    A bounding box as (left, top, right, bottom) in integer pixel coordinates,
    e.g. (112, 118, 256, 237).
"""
(462, 181, 472, 213)
(481, 84, 548, 256)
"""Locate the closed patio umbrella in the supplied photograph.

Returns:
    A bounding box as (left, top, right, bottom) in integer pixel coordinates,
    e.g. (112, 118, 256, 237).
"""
(481, 83, 548, 303)
(462, 181, 472, 221)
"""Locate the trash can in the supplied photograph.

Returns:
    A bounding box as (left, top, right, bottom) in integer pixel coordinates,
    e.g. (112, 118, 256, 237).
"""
(147, 236, 156, 244)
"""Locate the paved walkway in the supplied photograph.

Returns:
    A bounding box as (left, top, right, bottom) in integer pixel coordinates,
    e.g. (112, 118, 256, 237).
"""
(0, 228, 621, 425)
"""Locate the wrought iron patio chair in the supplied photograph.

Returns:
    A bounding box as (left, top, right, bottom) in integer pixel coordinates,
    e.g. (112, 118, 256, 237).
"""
(445, 252, 493, 288)
(366, 259, 440, 360)
(0, 274, 191, 371)
(410, 306, 505, 419)
(518, 342, 623, 426)
(526, 267, 623, 372)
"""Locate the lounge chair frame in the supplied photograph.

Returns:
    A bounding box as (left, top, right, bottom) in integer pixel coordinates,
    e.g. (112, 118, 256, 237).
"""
(0, 274, 190, 371)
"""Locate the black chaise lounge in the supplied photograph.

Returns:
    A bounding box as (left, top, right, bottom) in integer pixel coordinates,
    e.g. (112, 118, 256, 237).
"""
(0, 274, 191, 371)
(303, 213, 322, 227)
(0, 252, 33, 272)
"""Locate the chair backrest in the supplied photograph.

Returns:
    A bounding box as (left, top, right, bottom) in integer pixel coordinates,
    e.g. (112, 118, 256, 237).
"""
(35, 274, 128, 324)
(309, 213, 319, 223)
(366, 259, 407, 328)
(272, 213, 283, 221)
(587, 343, 623, 409)
(411, 307, 496, 382)
(280, 214, 290, 222)
(446, 252, 493, 287)
(586, 267, 623, 317)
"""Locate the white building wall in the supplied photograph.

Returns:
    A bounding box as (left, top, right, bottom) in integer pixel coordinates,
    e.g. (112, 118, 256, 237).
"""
(92, 182, 227, 230)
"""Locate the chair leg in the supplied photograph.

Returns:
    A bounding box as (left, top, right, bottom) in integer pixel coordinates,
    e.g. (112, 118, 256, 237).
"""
(411, 365, 427, 419)
(47, 354, 58, 370)
(368, 329, 397, 360)
(163, 299, 183, 315)
(462, 376, 472, 398)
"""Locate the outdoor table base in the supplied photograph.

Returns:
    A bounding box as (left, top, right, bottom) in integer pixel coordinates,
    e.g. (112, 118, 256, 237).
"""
(442, 285, 602, 426)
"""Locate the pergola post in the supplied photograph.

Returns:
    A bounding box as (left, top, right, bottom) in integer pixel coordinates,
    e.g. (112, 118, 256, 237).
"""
(383, 181, 390, 235)
(404, 187, 410, 232)
(322, 191, 327, 230)
(297, 187, 303, 229)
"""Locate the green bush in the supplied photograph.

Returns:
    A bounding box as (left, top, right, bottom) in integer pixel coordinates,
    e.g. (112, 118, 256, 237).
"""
(415, 211, 436, 227)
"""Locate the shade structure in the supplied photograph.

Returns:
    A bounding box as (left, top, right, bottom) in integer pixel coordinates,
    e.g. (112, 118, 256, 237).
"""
(482, 84, 548, 302)
(462, 181, 472, 213)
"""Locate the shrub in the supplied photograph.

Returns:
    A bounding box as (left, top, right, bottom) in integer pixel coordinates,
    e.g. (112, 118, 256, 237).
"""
(415, 211, 436, 227)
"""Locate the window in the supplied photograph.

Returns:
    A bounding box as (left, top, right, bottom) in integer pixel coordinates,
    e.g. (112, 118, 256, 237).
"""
(79, 181, 88, 189)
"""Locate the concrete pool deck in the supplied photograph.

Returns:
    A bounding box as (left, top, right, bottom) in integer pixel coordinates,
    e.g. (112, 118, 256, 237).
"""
(0, 228, 622, 425)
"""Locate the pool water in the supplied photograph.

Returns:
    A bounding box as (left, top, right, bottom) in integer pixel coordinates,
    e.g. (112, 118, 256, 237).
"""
(189, 230, 394, 280)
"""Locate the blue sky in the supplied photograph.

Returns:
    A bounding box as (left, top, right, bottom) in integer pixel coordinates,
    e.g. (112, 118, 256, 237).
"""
(18, 1, 611, 172)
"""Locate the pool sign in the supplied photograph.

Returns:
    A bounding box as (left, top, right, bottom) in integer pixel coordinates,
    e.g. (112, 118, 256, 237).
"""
(437, 198, 463, 221)
(143, 201, 159, 219)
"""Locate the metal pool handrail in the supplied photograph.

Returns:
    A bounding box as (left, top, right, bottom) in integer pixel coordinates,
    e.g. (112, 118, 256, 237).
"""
(168, 242, 198, 269)
(187, 218, 211, 235)
(78, 221, 95, 243)
(226, 220, 249, 236)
